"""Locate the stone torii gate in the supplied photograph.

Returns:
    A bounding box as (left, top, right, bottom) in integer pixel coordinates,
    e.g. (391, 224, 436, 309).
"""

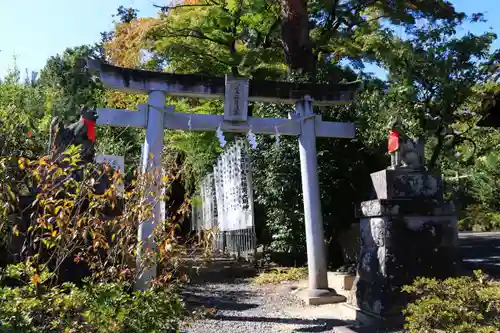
(86, 59, 360, 304)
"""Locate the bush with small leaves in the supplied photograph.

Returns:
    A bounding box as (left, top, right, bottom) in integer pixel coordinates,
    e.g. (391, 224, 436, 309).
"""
(403, 270, 500, 333)
(0, 146, 193, 283)
(0, 261, 186, 333)
(0, 146, 198, 332)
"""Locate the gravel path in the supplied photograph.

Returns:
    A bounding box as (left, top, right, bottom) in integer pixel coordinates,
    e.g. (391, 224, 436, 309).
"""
(180, 279, 355, 333)
(177, 258, 402, 333)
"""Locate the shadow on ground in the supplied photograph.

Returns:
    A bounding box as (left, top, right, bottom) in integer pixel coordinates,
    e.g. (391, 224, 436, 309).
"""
(182, 257, 258, 284)
(180, 257, 261, 315)
(213, 314, 352, 332)
(182, 284, 259, 312)
(345, 327, 402, 333)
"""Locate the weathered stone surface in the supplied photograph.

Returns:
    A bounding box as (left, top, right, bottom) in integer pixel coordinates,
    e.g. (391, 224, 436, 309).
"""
(87, 58, 361, 105)
(357, 199, 455, 218)
(353, 215, 460, 317)
(351, 167, 461, 322)
(352, 276, 402, 317)
(296, 288, 347, 305)
(371, 169, 443, 200)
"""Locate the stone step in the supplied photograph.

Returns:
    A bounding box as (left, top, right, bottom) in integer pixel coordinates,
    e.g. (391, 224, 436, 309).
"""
(296, 272, 355, 293)
(328, 272, 355, 297)
(296, 272, 355, 292)
(328, 272, 355, 290)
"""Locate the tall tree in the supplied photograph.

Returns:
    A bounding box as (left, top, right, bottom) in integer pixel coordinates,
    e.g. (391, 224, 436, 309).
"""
(38, 46, 103, 120)
(368, 16, 497, 170)
(100, 0, 500, 255)
(280, 0, 312, 73)
(0, 63, 49, 157)
(279, 0, 459, 77)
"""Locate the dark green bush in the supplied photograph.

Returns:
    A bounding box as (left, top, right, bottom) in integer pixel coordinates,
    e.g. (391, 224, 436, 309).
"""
(0, 262, 186, 333)
(403, 270, 500, 333)
(459, 204, 500, 232)
(456, 152, 500, 232)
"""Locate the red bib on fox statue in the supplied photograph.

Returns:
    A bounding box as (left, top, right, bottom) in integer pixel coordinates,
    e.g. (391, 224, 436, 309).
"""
(82, 117, 96, 142)
(48, 106, 99, 163)
(388, 129, 400, 153)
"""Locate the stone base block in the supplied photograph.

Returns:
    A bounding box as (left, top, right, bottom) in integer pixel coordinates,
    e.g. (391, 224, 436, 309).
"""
(328, 272, 355, 291)
(357, 199, 456, 218)
(353, 202, 461, 318)
(296, 288, 346, 306)
(352, 167, 460, 323)
(371, 169, 443, 200)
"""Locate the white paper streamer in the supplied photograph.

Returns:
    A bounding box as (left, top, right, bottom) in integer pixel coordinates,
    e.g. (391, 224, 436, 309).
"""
(275, 126, 280, 148)
(216, 124, 226, 148)
(213, 139, 252, 231)
(247, 127, 257, 150)
(191, 139, 256, 259)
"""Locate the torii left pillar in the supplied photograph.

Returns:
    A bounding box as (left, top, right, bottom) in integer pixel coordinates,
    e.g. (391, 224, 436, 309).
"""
(136, 91, 165, 290)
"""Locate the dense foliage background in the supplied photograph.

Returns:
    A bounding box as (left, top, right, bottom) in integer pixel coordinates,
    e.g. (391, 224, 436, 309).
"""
(2, 1, 500, 332)
(2, 0, 500, 267)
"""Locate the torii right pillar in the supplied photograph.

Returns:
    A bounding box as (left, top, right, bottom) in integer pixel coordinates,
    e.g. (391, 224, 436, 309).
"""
(350, 167, 462, 325)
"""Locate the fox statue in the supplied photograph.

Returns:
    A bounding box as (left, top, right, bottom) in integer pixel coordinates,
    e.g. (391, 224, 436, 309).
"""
(388, 117, 425, 170)
(48, 106, 98, 163)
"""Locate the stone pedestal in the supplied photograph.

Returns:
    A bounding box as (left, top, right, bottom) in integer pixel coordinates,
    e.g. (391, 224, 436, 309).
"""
(350, 169, 461, 322)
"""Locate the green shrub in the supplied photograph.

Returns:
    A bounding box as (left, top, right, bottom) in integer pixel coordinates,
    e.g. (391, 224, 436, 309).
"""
(459, 204, 500, 232)
(0, 262, 186, 333)
(0, 149, 194, 332)
(403, 270, 500, 333)
(252, 267, 308, 285)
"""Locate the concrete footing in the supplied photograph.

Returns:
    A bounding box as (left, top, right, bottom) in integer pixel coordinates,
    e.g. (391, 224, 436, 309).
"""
(296, 288, 346, 305)
(294, 272, 356, 305)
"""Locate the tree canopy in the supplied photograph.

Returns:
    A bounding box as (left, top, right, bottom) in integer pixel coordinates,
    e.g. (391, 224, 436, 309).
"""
(1, 0, 500, 262)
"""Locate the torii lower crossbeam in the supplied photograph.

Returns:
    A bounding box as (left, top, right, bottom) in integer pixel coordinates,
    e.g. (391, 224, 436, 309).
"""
(97, 105, 355, 138)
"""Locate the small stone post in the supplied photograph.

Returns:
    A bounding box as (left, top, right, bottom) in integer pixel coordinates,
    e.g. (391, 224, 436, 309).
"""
(350, 165, 461, 323)
(136, 91, 165, 290)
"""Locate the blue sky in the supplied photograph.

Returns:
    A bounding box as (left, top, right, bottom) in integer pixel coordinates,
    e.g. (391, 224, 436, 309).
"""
(0, 0, 159, 78)
(0, 0, 499, 79)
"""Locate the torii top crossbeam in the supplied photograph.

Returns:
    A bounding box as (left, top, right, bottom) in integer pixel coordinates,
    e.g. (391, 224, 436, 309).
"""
(86, 59, 361, 106)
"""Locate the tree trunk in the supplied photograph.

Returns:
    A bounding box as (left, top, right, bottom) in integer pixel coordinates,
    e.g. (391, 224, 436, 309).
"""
(428, 129, 444, 171)
(280, 0, 314, 75)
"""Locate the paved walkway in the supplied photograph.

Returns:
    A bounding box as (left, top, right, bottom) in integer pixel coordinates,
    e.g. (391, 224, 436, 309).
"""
(459, 232, 500, 278)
